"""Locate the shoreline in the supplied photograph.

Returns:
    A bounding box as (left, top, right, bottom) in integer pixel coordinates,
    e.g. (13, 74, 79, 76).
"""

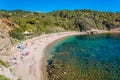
(9, 30, 116, 80)
(42, 32, 87, 80)
(5, 30, 112, 80)
(42, 30, 109, 80)
(0, 28, 119, 80)
(7, 30, 119, 80)
(10, 31, 87, 80)
(38, 31, 88, 80)
(44, 31, 120, 80)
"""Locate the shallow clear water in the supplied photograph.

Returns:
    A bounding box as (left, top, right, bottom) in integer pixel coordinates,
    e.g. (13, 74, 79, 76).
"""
(47, 33, 120, 80)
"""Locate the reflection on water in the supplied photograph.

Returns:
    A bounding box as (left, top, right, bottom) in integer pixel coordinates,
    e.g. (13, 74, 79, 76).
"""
(47, 33, 120, 80)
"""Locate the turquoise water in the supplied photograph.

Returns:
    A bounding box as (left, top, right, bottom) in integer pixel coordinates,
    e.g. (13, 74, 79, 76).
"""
(47, 33, 120, 80)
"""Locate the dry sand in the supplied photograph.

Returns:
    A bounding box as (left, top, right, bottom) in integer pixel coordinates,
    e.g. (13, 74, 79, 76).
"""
(10, 31, 86, 80)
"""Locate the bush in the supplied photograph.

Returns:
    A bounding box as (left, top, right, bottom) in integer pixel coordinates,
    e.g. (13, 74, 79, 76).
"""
(9, 28, 25, 40)
(0, 60, 7, 67)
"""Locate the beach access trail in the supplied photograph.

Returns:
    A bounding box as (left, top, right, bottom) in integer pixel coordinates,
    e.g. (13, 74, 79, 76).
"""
(10, 31, 86, 80)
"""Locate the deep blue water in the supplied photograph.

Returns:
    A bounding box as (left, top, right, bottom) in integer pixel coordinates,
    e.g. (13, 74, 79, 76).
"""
(47, 33, 120, 80)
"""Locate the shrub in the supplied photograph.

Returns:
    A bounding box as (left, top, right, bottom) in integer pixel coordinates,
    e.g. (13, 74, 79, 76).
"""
(0, 60, 7, 67)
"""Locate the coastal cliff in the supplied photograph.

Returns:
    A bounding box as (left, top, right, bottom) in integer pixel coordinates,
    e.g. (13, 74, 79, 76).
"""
(0, 19, 12, 55)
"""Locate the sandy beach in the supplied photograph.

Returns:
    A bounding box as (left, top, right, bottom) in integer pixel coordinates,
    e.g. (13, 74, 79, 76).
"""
(9, 31, 88, 80)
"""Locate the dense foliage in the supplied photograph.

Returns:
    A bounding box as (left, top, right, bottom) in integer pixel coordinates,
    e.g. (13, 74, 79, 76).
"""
(0, 10, 120, 40)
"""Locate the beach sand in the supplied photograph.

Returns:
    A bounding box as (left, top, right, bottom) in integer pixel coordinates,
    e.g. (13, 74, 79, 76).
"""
(9, 31, 86, 80)
(9, 31, 107, 80)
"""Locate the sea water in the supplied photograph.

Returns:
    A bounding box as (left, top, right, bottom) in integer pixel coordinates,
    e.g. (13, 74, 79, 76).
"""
(47, 33, 120, 80)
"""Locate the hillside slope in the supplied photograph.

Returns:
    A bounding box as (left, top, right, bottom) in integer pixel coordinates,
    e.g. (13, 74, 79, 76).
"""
(0, 19, 12, 55)
(0, 10, 120, 40)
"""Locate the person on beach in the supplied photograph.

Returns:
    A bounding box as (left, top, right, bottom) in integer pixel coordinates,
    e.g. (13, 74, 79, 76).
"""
(17, 43, 24, 50)
(13, 57, 17, 64)
(25, 51, 30, 56)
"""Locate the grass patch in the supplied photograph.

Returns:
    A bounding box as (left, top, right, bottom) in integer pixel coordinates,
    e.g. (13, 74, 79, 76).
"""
(0, 60, 7, 67)
(0, 75, 10, 80)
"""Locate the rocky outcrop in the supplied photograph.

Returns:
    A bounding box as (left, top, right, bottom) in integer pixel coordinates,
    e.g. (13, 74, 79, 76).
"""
(0, 19, 12, 55)
(0, 18, 16, 35)
(0, 30, 12, 55)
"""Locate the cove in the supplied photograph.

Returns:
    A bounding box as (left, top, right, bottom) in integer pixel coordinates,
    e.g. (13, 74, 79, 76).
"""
(46, 33, 120, 80)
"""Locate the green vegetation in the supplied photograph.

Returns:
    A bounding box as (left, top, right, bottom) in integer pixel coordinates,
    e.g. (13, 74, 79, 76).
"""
(0, 75, 10, 80)
(0, 10, 120, 40)
(0, 60, 7, 67)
